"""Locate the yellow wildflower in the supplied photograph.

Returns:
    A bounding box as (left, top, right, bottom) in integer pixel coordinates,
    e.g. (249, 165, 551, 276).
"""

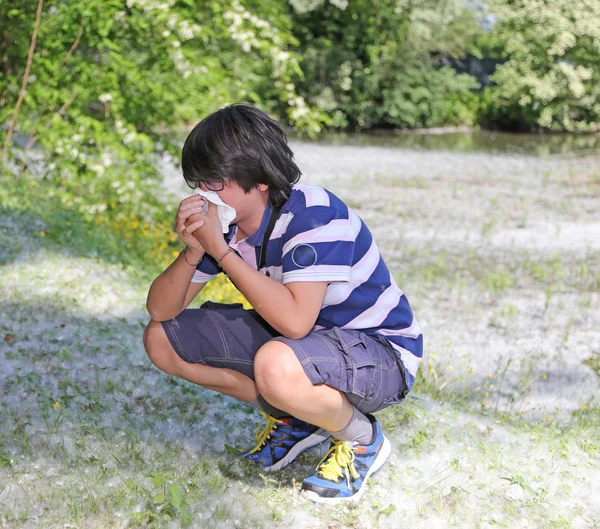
(52, 402, 61, 409)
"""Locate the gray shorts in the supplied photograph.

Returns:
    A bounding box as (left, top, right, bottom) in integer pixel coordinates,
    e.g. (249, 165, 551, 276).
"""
(161, 301, 409, 414)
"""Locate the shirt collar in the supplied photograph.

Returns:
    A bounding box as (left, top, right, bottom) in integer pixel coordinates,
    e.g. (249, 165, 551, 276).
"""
(244, 200, 273, 247)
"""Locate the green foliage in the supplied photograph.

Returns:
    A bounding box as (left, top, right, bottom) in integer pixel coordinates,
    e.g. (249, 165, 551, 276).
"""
(0, 170, 247, 306)
(3, 0, 598, 142)
(0, 0, 324, 307)
(288, 0, 482, 129)
(0, 0, 328, 175)
(480, 0, 600, 132)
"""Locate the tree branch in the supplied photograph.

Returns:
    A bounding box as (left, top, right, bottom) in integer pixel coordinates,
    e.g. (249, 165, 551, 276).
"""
(20, 19, 85, 170)
(2, 0, 44, 162)
(20, 89, 78, 170)
(53, 19, 84, 75)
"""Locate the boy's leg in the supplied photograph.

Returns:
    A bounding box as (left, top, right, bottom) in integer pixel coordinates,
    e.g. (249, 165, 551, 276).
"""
(254, 328, 406, 503)
(144, 319, 259, 402)
(254, 340, 355, 432)
(253, 329, 405, 432)
(143, 303, 331, 471)
(144, 319, 284, 417)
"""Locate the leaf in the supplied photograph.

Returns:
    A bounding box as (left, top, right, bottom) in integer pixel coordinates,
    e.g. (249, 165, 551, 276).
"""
(168, 483, 182, 509)
(379, 504, 396, 516)
(223, 444, 240, 454)
(502, 474, 539, 497)
(152, 475, 165, 487)
(181, 508, 192, 524)
(153, 492, 165, 504)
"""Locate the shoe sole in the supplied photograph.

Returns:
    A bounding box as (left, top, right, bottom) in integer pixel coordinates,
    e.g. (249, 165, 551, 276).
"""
(263, 428, 331, 472)
(300, 435, 391, 504)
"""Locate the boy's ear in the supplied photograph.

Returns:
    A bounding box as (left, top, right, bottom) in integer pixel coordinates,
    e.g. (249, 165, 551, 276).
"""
(257, 183, 269, 192)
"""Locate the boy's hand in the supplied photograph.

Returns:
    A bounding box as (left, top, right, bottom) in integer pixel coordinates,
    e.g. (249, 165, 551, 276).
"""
(188, 202, 229, 259)
(174, 195, 206, 257)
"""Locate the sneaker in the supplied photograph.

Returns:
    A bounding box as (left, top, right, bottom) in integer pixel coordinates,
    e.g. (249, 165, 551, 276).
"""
(300, 415, 390, 504)
(241, 411, 331, 472)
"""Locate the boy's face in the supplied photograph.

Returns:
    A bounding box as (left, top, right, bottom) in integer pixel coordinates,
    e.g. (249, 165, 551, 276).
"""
(200, 181, 269, 226)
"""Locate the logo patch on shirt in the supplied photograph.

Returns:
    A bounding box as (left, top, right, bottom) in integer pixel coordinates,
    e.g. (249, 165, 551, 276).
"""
(291, 243, 318, 268)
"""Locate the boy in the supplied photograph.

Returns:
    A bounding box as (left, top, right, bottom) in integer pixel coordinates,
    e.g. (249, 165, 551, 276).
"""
(144, 104, 422, 503)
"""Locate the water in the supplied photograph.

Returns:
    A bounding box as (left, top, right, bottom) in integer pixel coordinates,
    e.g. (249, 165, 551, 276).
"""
(290, 129, 600, 157)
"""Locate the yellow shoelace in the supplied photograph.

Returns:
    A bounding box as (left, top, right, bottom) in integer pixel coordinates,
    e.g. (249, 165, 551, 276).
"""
(245, 411, 281, 455)
(316, 440, 360, 488)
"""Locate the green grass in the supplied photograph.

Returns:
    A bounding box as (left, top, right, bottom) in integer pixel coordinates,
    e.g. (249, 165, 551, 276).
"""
(583, 352, 600, 378)
(394, 246, 599, 297)
(1, 164, 599, 528)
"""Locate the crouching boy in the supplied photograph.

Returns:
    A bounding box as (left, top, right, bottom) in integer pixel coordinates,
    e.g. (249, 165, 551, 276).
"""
(144, 104, 422, 503)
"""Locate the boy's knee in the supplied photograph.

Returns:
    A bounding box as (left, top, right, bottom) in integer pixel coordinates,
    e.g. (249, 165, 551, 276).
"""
(143, 320, 175, 372)
(254, 341, 302, 399)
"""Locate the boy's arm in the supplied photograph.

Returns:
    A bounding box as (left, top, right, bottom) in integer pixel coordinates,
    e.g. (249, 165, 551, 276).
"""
(147, 194, 212, 321)
(191, 201, 347, 339)
(146, 248, 207, 321)
(219, 252, 327, 339)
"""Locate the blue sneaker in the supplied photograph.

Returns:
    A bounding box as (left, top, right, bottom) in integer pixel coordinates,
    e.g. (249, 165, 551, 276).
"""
(241, 412, 331, 472)
(300, 415, 390, 504)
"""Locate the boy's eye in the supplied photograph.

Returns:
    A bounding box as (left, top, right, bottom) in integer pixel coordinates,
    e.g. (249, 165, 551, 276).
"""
(203, 180, 225, 192)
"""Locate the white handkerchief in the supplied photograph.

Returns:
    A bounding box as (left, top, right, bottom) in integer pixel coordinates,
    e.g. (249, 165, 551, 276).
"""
(191, 189, 236, 233)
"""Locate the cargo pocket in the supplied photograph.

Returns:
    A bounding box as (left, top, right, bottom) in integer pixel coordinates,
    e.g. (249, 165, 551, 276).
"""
(322, 328, 379, 402)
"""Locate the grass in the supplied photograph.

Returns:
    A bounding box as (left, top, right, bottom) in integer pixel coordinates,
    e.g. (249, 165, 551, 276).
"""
(393, 247, 599, 297)
(583, 353, 600, 378)
(1, 159, 600, 528)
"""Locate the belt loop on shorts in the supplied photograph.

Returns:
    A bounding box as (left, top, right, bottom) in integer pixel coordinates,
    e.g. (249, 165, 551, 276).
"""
(333, 327, 349, 354)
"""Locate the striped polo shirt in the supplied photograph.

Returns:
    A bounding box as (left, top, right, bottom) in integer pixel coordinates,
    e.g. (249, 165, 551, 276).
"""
(191, 184, 423, 388)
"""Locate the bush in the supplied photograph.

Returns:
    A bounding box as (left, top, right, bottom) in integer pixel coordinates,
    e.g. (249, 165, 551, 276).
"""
(480, 0, 600, 132)
(288, 0, 482, 130)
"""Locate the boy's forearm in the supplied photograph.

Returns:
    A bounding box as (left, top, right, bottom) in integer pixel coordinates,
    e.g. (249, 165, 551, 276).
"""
(146, 249, 203, 321)
(220, 253, 311, 339)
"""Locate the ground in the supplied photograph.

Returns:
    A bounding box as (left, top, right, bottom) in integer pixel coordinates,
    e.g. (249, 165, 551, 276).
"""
(1, 142, 599, 528)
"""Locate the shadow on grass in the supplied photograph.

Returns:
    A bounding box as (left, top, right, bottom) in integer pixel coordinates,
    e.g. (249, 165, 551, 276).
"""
(1, 295, 313, 527)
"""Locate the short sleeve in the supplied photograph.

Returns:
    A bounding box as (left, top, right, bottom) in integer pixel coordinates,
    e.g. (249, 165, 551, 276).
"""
(281, 206, 355, 284)
(190, 254, 221, 284)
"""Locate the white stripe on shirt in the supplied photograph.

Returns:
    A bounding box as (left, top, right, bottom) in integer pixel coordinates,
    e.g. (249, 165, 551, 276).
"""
(375, 317, 423, 339)
(282, 215, 361, 256)
(322, 238, 380, 308)
(346, 282, 403, 329)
